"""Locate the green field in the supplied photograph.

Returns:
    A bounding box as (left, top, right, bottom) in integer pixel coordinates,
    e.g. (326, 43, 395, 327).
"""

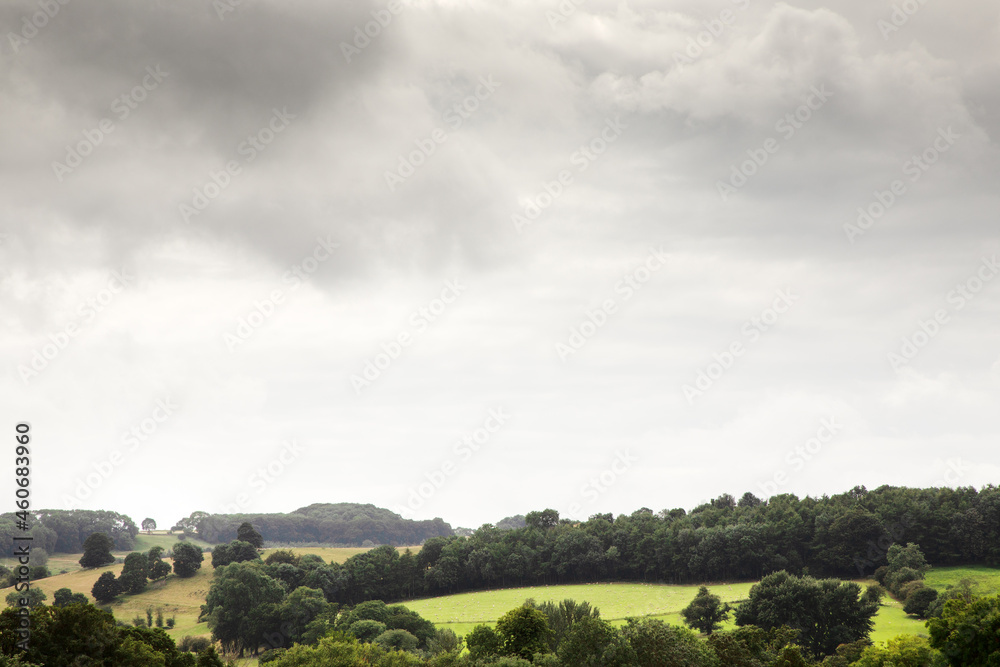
(924, 564, 1000, 593)
(401, 566, 1000, 642)
(403, 582, 756, 639)
(5, 538, 998, 660)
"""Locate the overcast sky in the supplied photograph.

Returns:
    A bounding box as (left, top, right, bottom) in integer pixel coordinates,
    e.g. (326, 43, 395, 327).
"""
(2, 0, 998, 532)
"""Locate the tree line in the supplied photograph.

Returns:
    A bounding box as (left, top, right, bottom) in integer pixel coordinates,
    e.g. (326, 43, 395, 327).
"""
(294, 485, 1000, 604)
(0, 509, 137, 556)
(175, 503, 453, 546)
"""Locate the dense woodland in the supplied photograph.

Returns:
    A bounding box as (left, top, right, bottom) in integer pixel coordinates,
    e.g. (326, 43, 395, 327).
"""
(0, 509, 137, 557)
(176, 503, 453, 546)
(317, 485, 1000, 603)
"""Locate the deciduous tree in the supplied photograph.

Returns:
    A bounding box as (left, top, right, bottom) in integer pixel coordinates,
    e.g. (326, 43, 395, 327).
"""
(495, 605, 551, 660)
(147, 546, 172, 581)
(928, 594, 1000, 665)
(52, 588, 89, 607)
(172, 542, 204, 578)
(91, 572, 121, 604)
(79, 532, 115, 569)
(119, 552, 149, 595)
(681, 586, 730, 635)
(201, 562, 285, 656)
(4, 588, 45, 609)
(735, 570, 881, 657)
(237, 522, 264, 548)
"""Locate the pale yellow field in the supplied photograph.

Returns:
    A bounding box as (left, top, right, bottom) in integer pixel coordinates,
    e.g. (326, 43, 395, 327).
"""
(2, 544, 421, 643)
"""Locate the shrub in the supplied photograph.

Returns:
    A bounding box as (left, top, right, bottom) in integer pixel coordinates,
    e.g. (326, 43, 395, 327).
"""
(886, 567, 922, 595)
(903, 587, 939, 619)
(898, 580, 926, 602)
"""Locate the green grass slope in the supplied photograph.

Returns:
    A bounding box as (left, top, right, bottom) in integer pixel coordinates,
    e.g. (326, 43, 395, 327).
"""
(400, 576, 987, 642)
(924, 564, 1000, 593)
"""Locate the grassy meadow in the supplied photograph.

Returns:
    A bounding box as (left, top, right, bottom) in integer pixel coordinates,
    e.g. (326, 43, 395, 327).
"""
(402, 582, 757, 639)
(401, 580, 926, 641)
(401, 566, 1000, 642)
